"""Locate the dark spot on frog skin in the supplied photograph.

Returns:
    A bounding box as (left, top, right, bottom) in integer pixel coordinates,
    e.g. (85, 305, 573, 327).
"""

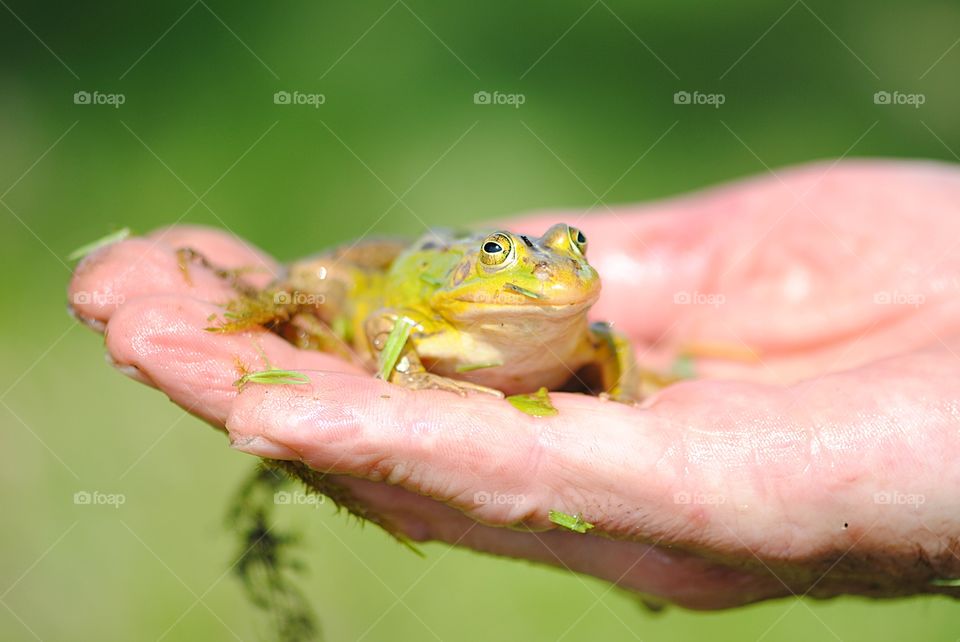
(520, 235, 534, 248)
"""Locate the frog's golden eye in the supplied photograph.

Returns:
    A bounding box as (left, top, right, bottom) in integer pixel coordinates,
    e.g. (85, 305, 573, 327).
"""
(569, 227, 588, 255)
(479, 233, 514, 267)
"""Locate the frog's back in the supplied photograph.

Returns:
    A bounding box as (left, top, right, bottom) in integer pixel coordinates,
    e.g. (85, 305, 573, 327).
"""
(381, 229, 481, 309)
(283, 229, 482, 355)
(282, 237, 411, 339)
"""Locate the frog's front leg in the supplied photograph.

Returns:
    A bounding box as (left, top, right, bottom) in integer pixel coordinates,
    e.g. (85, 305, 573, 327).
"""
(585, 321, 643, 403)
(586, 321, 682, 403)
(365, 310, 504, 398)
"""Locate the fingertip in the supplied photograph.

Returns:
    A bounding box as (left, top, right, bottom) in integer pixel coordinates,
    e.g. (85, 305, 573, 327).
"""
(229, 435, 301, 460)
(68, 237, 241, 328)
(69, 239, 161, 326)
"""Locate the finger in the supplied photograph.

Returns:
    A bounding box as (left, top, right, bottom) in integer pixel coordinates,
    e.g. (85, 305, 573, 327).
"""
(69, 225, 280, 330)
(103, 294, 364, 426)
(510, 160, 960, 356)
(226, 339, 960, 591)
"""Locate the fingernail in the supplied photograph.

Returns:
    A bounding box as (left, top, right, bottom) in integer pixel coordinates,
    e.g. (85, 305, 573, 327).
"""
(230, 435, 300, 460)
(105, 353, 156, 387)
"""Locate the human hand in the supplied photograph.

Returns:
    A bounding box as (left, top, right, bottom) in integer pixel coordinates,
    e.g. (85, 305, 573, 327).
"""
(68, 159, 960, 609)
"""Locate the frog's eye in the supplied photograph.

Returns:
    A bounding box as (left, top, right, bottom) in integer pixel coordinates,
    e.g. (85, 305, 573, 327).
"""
(569, 227, 588, 255)
(479, 233, 514, 268)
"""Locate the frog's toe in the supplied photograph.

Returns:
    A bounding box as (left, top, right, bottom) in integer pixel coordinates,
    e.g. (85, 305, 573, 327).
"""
(599, 391, 642, 406)
(454, 379, 506, 398)
(395, 371, 504, 398)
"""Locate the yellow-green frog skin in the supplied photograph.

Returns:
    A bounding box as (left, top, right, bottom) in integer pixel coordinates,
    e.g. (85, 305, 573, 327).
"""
(280, 223, 640, 400)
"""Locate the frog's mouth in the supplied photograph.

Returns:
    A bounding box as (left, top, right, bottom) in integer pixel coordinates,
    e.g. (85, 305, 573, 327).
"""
(451, 282, 600, 316)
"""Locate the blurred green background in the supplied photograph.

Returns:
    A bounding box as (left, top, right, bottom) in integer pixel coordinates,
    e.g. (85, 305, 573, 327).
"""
(2, 0, 959, 640)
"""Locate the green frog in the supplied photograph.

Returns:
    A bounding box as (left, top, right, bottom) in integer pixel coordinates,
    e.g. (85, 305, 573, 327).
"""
(258, 223, 641, 401)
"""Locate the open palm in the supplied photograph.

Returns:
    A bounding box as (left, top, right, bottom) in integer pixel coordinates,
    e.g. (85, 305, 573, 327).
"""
(69, 159, 960, 609)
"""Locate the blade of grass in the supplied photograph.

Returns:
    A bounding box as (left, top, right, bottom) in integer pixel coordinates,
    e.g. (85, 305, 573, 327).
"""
(507, 387, 558, 417)
(377, 317, 416, 380)
(235, 368, 311, 391)
(67, 227, 131, 261)
(549, 509, 594, 534)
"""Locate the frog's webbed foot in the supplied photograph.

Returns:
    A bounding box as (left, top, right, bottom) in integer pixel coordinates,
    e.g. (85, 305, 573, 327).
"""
(186, 250, 341, 336)
(638, 369, 685, 397)
(391, 365, 505, 398)
(175, 246, 262, 296)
